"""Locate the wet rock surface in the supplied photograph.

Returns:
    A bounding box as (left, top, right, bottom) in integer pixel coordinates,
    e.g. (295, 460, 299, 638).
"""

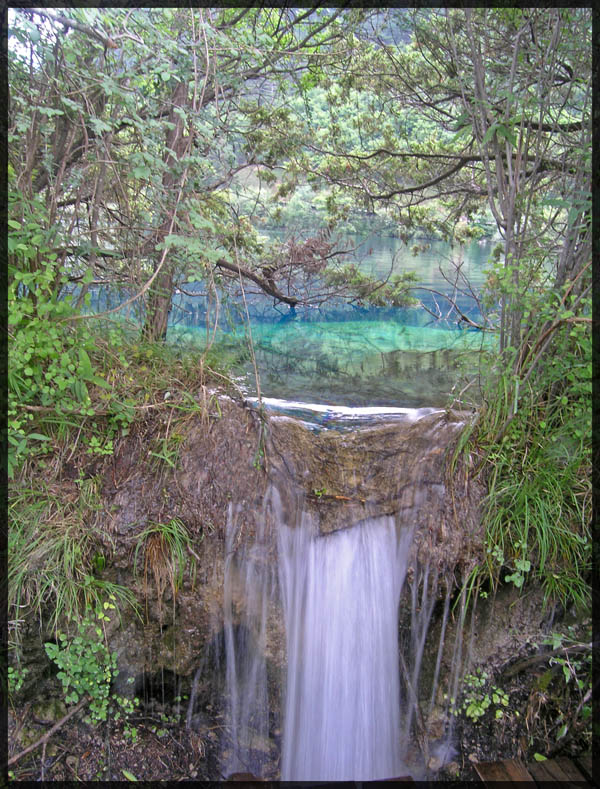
(267, 408, 484, 571)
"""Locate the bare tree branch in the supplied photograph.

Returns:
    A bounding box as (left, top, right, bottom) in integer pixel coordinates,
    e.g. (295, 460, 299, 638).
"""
(215, 258, 298, 307)
(33, 9, 117, 49)
(8, 696, 90, 767)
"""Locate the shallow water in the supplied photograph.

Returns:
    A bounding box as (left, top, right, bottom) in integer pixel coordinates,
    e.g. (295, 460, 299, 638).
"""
(171, 319, 493, 407)
(168, 235, 496, 407)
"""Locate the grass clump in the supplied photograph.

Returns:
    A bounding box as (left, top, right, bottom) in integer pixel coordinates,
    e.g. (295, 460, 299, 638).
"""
(8, 479, 139, 646)
(134, 518, 196, 622)
(452, 287, 591, 612)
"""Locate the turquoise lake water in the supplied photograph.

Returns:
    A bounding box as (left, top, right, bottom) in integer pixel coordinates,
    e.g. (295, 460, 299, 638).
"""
(167, 236, 497, 408)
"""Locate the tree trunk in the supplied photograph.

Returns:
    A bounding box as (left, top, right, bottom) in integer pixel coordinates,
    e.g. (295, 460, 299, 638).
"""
(142, 80, 190, 341)
(142, 267, 175, 342)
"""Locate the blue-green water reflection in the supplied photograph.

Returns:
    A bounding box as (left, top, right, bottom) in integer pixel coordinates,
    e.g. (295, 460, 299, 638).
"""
(168, 236, 496, 407)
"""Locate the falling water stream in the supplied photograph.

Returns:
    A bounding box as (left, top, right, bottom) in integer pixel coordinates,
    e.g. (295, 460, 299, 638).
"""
(277, 507, 413, 780)
(220, 403, 470, 781)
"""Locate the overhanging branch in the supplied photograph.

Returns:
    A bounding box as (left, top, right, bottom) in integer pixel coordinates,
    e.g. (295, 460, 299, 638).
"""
(33, 9, 117, 49)
(215, 259, 298, 306)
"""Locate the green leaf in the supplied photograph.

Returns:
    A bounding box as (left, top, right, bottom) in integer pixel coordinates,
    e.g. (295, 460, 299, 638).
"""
(61, 96, 82, 112)
(482, 123, 498, 144)
(449, 125, 472, 144)
(73, 378, 89, 403)
(90, 374, 109, 389)
(78, 349, 93, 379)
(132, 165, 151, 179)
(122, 770, 138, 781)
(37, 107, 65, 118)
(533, 753, 547, 762)
(504, 572, 524, 588)
(496, 124, 517, 148)
(89, 117, 112, 135)
(44, 643, 58, 658)
(541, 197, 570, 209)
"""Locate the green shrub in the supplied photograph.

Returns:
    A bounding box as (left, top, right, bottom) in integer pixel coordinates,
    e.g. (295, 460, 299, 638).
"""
(44, 599, 139, 732)
(454, 283, 591, 611)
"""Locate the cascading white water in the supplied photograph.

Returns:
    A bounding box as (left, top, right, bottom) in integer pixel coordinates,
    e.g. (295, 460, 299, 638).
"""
(277, 504, 414, 781)
(220, 407, 470, 780)
(222, 502, 274, 778)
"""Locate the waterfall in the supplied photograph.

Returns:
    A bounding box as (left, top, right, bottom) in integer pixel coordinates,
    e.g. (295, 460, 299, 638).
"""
(220, 409, 471, 780)
(277, 501, 414, 781)
(222, 502, 275, 779)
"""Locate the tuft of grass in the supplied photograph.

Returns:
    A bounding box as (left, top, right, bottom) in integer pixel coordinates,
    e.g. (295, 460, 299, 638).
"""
(481, 426, 591, 609)
(133, 518, 196, 622)
(451, 293, 591, 612)
(8, 482, 139, 644)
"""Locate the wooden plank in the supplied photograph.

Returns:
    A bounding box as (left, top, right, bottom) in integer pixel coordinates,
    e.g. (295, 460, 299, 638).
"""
(503, 758, 537, 782)
(552, 757, 590, 783)
(572, 754, 594, 784)
(528, 757, 588, 786)
(473, 760, 513, 782)
(474, 759, 535, 783)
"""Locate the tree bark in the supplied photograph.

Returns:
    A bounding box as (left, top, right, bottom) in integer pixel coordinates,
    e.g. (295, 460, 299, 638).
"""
(142, 81, 190, 342)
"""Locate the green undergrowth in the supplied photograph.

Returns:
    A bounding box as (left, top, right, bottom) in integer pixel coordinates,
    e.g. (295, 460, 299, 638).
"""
(451, 621, 592, 762)
(9, 317, 232, 480)
(8, 322, 229, 646)
(8, 477, 138, 644)
(8, 207, 235, 659)
(451, 285, 591, 613)
(44, 599, 140, 731)
(447, 279, 592, 762)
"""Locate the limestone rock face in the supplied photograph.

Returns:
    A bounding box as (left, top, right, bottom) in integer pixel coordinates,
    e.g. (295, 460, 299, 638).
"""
(88, 396, 269, 681)
(11, 392, 579, 782)
(266, 409, 483, 572)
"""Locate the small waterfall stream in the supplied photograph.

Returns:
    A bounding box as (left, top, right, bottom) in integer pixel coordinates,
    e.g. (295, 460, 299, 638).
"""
(222, 501, 276, 778)
(220, 406, 474, 780)
(278, 506, 413, 780)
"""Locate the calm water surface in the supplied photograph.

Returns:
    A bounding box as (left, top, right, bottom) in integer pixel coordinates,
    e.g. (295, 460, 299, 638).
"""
(169, 235, 497, 408)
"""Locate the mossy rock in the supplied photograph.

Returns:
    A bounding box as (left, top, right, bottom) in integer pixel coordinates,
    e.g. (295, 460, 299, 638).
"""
(32, 698, 67, 723)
